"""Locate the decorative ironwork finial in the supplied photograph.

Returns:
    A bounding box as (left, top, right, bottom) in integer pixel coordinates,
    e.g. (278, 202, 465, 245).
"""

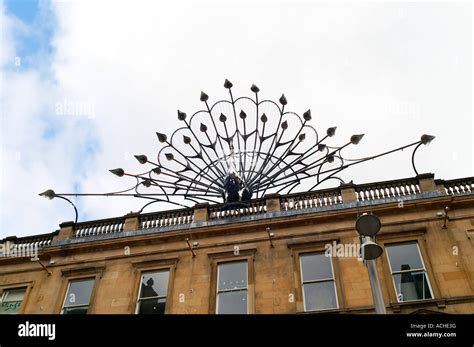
(40, 80, 435, 217)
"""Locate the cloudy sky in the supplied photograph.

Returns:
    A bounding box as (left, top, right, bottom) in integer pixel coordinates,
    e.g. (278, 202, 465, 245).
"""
(0, 0, 472, 238)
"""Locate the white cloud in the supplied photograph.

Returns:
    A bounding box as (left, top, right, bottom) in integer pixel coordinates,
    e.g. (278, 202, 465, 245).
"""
(1, 0, 472, 237)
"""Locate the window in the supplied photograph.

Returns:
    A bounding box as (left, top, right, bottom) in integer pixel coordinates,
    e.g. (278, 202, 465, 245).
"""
(208, 249, 255, 314)
(300, 253, 338, 311)
(136, 270, 169, 314)
(62, 278, 95, 314)
(0, 288, 26, 314)
(386, 242, 433, 302)
(216, 261, 248, 314)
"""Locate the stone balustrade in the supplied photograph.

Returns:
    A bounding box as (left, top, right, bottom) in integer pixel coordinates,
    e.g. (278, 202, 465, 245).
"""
(1, 174, 472, 247)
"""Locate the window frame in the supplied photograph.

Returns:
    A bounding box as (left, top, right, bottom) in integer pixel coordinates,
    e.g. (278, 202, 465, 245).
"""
(377, 229, 440, 305)
(299, 252, 339, 312)
(215, 260, 249, 314)
(58, 266, 104, 314)
(289, 239, 345, 313)
(208, 248, 256, 314)
(385, 242, 434, 303)
(0, 282, 34, 314)
(0, 286, 28, 314)
(135, 269, 171, 314)
(60, 277, 97, 314)
(130, 257, 178, 314)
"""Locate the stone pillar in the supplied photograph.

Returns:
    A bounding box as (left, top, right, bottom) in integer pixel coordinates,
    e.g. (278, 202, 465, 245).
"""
(123, 212, 140, 231)
(1, 236, 17, 253)
(54, 221, 75, 241)
(417, 173, 436, 192)
(434, 179, 448, 195)
(339, 181, 357, 204)
(194, 203, 209, 223)
(265, 193, 281, 213)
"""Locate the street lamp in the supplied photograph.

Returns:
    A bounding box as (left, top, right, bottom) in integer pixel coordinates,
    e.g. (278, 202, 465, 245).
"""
(355, 213, 386, 314)
(39, 189, 78, 224)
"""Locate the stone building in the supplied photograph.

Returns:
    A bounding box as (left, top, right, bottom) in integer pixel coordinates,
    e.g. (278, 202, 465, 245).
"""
(1, 174, 473, 314)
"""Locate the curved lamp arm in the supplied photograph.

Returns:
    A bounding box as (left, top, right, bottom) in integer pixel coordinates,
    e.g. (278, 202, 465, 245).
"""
(412, 134, 436, 176)
(39, 190, 78, 224)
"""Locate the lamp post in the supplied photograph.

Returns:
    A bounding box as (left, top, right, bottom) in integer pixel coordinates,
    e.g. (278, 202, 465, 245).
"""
(39, 189, 78, 224)
(355, 213, 386, 314)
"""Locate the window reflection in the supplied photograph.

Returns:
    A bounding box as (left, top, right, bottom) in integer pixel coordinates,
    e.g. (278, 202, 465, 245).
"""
(0, 288, 26, 314)
(300, 253, 338, 311)
(386, 243, 433, 302)
(62, 278, 95, 314)
(137, 270, 169, 314)
(217, 261, 248, 314)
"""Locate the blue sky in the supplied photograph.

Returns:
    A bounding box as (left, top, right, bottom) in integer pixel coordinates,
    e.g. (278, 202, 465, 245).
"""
(4, 0, 60, 141)
(4, 0, 55, 70)
(1, 0, 100, 234)
(0, 1, 471, 238)
(3, 0, 99, 158)
(5, 0, 37, 22)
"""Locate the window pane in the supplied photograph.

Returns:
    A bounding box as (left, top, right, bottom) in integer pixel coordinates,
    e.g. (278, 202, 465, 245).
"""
(138, 298, 166, 314)
(303, 281, 338, 311)
(217, 291, 247, 314)
(64, 279, 95, 307)
(140, 271, 169, 298)
(0, 288, 26, 314)
(393, 271, 432, 302)
(0, 301, 23, 314)
(218, 262, 247, 291)
(386, 243, 424, 272)
(63, 306, 89, 315)
(3, 288, 26, 302)
(300, 253, 333, 282)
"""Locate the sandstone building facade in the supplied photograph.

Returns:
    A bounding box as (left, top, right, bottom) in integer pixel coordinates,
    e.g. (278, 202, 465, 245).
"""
(1, 174, 473, 314)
